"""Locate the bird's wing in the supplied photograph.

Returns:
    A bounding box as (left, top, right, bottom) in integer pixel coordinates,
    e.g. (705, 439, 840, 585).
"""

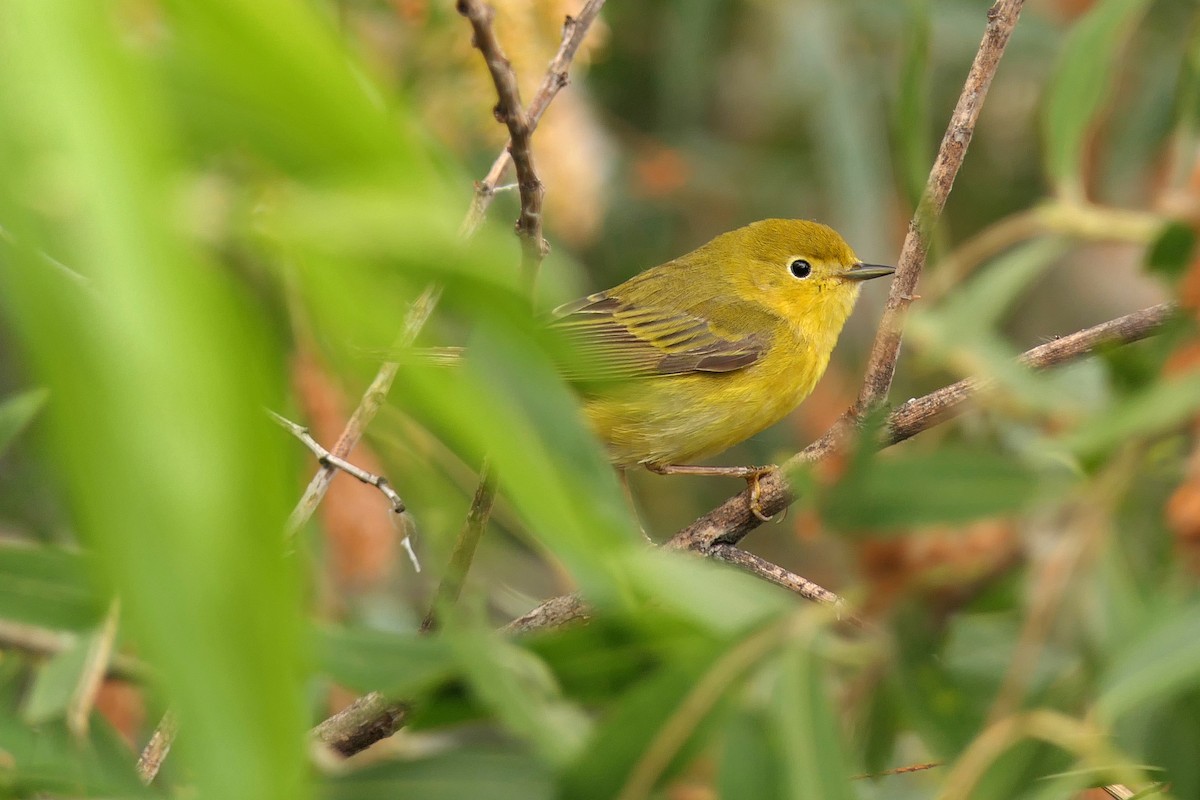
(551, 292, 767, 380)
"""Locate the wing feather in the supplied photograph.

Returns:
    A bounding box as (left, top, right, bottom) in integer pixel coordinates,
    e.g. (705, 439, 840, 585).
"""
(551, 292, 766, 380)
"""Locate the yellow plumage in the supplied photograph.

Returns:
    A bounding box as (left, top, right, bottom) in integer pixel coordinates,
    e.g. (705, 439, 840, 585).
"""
(553, 219, 892, 470)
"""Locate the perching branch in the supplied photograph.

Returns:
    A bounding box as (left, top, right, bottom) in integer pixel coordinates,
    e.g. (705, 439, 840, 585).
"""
(856, 0, 1025, 412)
(457, 0, 549, 285)
(461, 0, 608, 240)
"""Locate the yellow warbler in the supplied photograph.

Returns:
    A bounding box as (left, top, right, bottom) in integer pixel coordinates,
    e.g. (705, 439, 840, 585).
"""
(553, 219, 893, 516)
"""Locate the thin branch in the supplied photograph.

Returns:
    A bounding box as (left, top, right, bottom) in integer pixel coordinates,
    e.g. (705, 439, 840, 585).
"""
(312, 692, 410, 758)
(708, 544, 864, 629)
(421, 460, 497, 632)
(503, 591, 589, 635)
(858, 0, 1025, 412)
(884, 302, 1175, 447)
(853, 761, 942, 780)
(136, 710, 179, 785)
(273, 411, 406, 514)
(457, 0, 549, 286)
(461, 0, 608, 239)
(272, 410, 419, 571)
(286, 285, 440, 541)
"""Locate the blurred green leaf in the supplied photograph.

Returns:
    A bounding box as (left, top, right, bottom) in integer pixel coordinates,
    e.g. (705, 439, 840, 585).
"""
(0, 2, 313, 797)
(1099, 601, 1200, 721)
(0, 544, 104, 631)
(1145, 221, 1197, 281)
(446, 618, 590, 766)
(1063, 372, 1200, 459)
(315, 626, 457, 698)
(525, 618, 671, 703)
(1042, 0, 1151, 191)
(895, 0, 932, 207)
(770, 640, 855, 800)
(719, 709, 783, 800)
(0, 387, 47, 457)
(561, 618, 790, 800)
(908, 238, 1070, 409)
(21, 627, 92, 725)
(0, 714, 149, 798)
(323, 748, 553, 800)
(821, 448, 1045, 533)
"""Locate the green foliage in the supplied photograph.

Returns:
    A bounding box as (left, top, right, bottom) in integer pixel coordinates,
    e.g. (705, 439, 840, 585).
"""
(1042, 0, 1152, 194)
(0, 388, 46, 458)
(0, 545, 104, 631)
(821, 446, 1046, 533)
(1146, 221, 1198, 281)
(0, 1, 1197, 799)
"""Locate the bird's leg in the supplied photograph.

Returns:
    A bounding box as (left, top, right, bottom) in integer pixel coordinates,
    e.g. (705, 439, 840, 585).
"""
(644, 463, 777, 522)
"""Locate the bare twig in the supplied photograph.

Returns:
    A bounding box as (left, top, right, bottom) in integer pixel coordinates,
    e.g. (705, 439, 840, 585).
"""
(136, 710, 179, 784)
(272, 410, 419, 571)
(286, 285, 440, 540)
(708, 544, 863, 628)
(312, 692, 410, 757)
(461, 0, 608, 239)
(853, 761, 942, 780)
(457, 0, 549, 285)
(273, 411, 406, 514)
(421, 461, 497, 632)
(884, 302, 1175, 447)
(857, 0, 1026, 411)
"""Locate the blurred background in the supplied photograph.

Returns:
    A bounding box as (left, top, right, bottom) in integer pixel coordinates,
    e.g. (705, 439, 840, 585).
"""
(0, 0, 1198, 798)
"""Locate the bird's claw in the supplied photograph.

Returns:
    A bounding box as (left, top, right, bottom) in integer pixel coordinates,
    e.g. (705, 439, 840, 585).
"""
(746, 469, 774, 522)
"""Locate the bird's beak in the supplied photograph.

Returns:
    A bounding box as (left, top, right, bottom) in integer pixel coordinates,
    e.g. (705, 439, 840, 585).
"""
(843, 262, 895, 281)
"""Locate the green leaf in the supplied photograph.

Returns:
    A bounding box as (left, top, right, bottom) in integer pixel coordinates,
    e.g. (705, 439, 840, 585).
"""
(561, 619, 789, 800)
(0, 715, 150, 798)
(1145, 221, 1197, 282)
(820, 448, 1045, 533)
(19, 602, 118, 731)
(315, 627, 457, 698)
(771, 640, 856, 800)
(323, 748, 553, 800)
(719, 709, 784, 800)
(1099, 602, 1200, 722)
(0, 544, 104, 631)
(894, 0, 932, 207)
(1042, 0, 1152, 190)
(21, 633, 91, 725)
(446, 620, 590, 767)
(0, 387, 47, 457)
(1063, 372, 1200, 459)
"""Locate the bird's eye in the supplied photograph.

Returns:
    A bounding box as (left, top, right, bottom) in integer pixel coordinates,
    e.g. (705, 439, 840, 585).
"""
(789, 258, 812, 279)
